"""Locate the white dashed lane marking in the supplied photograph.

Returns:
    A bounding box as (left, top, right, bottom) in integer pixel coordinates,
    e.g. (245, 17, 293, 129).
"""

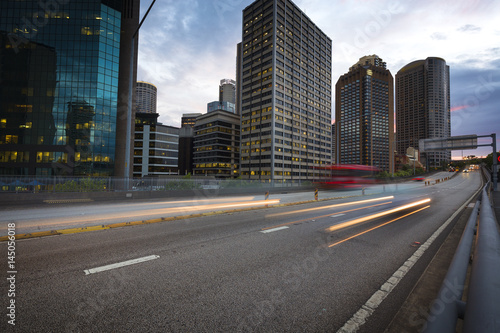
(84, 255, 160, 275)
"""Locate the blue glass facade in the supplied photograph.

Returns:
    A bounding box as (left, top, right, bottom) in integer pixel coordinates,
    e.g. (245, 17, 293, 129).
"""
(0, 0, 122, 176)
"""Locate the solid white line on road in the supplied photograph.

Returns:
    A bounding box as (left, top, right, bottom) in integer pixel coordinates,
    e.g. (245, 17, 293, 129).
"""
(260, 226, 289, 233)
(330, 214, 346, 218)
(336, 184, 482, 333)
(84, 255, 160, 275)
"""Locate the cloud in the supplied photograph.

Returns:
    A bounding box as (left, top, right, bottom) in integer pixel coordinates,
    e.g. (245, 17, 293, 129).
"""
(136, 0, 500, 147)
(450, 64, 500, 148)
(431, 32, 447, 40)
(457, 24, 481, 32)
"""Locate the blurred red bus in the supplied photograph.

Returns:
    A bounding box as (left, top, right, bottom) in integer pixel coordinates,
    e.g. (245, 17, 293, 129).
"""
(314, 164, 381, 189)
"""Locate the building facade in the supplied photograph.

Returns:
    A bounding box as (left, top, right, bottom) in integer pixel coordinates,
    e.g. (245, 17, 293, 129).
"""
(396, 57, 450, 169)
(181, 113, 202, 128)
(207, 101, 235, 114)
(192, 108, 240, 179)
(136, 81, 157, 114)
(178, 113, 202, 175)
(133, 112, 179, 177)
(219, 79, 236, 104)
(0, 0, 138, 176)
(239, 0, 332, 184)
(335, 55, 394, 173)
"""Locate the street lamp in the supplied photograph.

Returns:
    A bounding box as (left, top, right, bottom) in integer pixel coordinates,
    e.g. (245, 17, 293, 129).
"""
(124, 0, 157, 184)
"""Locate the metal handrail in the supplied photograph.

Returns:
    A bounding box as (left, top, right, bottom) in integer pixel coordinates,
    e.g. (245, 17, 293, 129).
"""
(422, 201, 480, 332)
(463, 186, 500, 332)
(424, 167, 500, 332)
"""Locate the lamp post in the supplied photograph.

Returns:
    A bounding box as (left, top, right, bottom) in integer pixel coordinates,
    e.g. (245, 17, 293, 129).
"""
(124, 0, 157, 185)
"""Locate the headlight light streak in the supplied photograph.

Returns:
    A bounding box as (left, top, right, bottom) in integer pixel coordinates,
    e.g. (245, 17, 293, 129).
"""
(328, 205, 430, 247)
(265, 196, 395, 218)
(325, 198, 431, 233)
(261, 201, 393, 231)
(139, 196, 257, 206)
(26, 199, 283, 226)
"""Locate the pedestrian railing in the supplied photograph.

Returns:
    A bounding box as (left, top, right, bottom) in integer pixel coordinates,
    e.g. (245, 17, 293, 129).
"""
(0, 176, 312, 193)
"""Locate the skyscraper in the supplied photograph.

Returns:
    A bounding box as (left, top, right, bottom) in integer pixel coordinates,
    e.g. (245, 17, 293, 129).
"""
(136, 82, 157, 114)
(239, 0, 332, 184)
(335, 55, 394, 173)
(396, 57, 450, 169)
(0, 0, 139, 176)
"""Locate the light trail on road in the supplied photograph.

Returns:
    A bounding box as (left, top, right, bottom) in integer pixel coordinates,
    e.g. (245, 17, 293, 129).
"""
(137, 196, 257, 206)
(325, 198, 431, 233)
(265, 196, 395, 218)
(328, 205, 430, 247)
(261, 201, 393, 231)
(0, 198, 281, 234)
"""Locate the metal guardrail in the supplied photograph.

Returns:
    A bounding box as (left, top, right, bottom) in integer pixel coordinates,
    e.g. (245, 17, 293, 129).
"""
(462, 185, 500, 332)
(424, 168, 500, 332)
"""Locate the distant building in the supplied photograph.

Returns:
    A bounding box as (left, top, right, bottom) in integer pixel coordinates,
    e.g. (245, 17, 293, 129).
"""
(331, 123, 336, 164)
(178, 113, 202, 176)
(136, 82, 157, 114)
(207, 101, 235, 114)
(193, 106, 240, 178)
(181, 113, 202, 128)
(349, 55, 387, 72)
(239, 0, 333, 183)
(134, 112, 179, 177)
(219, 79, 236, 104)
(335, 55, 394, 173)
(134, 80, 179, 177)
(396, 57, 450, 169)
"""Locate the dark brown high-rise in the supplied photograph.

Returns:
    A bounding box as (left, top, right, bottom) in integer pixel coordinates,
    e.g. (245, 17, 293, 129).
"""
(335, 55, 394, 173)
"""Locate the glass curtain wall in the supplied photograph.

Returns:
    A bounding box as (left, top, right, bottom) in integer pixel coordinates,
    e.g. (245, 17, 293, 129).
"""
(0, 0, 121, 176)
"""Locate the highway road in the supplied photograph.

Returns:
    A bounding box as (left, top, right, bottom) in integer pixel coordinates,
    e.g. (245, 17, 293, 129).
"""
(0, 171, 482, 332)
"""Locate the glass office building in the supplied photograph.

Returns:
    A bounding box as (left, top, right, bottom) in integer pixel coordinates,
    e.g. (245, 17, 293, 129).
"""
(396, 57, 451, 169)
(0, 0, 124, 176)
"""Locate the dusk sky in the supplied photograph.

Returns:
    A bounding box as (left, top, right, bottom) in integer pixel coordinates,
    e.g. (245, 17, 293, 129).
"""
(136, 0, 500, 159)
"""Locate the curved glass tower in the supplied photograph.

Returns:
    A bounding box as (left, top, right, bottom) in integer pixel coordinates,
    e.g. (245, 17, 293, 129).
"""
(136, 82, 157, 114)
(396, 57, 451, 169)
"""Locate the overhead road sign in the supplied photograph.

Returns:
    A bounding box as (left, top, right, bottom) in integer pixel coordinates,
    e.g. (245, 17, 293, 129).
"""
(419, 135, 478, 153)
(419, 134, 497, 192)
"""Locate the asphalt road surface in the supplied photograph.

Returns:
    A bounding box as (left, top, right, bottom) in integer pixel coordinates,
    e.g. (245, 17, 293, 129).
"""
(0, 171, 481, 332)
